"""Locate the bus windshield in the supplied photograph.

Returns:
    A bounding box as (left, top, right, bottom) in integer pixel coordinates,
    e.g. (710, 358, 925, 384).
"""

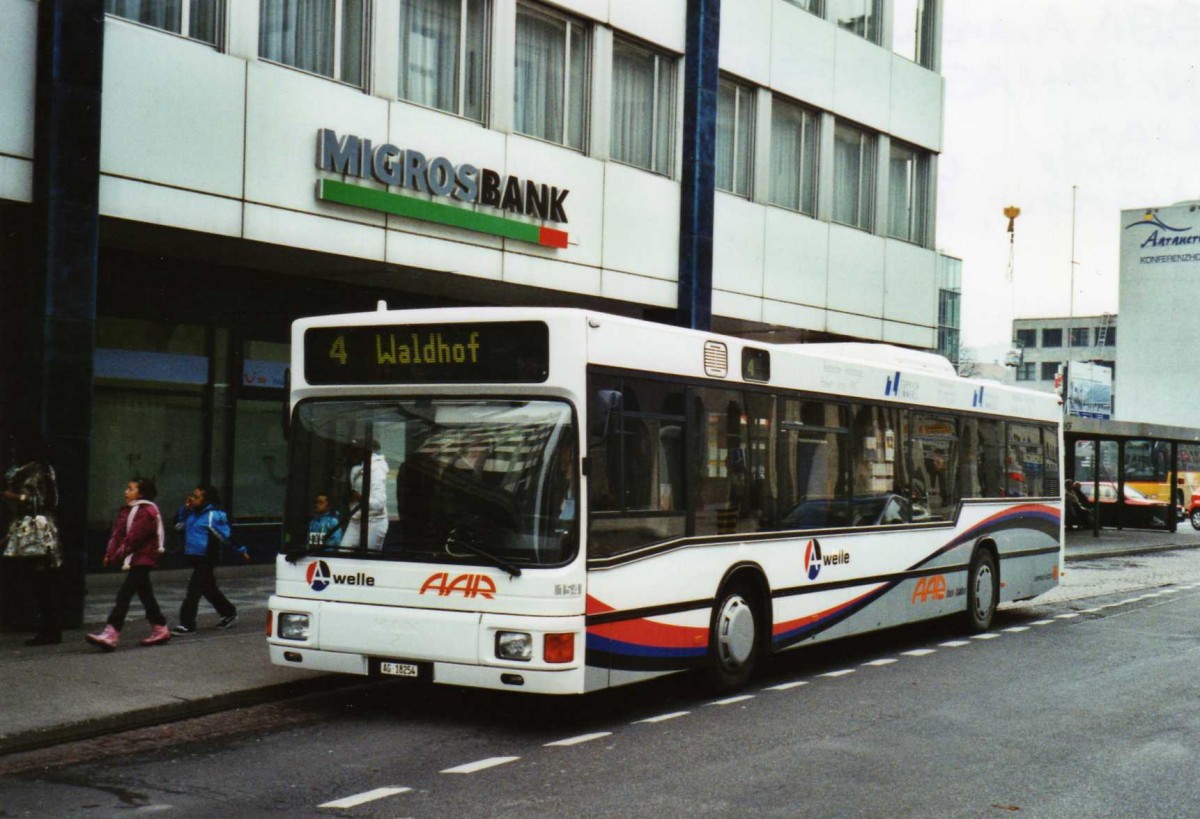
(286, 398, 578, 568)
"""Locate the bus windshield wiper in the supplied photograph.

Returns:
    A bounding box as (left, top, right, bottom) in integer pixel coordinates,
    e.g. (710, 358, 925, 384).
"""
(446, 531, 522, 578)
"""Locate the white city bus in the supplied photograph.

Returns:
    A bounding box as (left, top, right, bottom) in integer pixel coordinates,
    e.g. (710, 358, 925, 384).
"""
(268, 306, 1062, 694)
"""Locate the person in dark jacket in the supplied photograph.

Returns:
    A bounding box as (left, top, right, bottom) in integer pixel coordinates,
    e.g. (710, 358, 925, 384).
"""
(86, 476, 170, 650)
(2, 434, 63, 646)
(172, 484, 249, 634)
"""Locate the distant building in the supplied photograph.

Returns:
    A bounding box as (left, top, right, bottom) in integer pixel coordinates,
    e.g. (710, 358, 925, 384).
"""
(1008, 314, 1117, 398)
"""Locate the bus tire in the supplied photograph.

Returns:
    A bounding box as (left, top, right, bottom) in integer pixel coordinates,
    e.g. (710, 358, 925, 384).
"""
(962, 548, 998, 633)
(705, 583, 759, 693)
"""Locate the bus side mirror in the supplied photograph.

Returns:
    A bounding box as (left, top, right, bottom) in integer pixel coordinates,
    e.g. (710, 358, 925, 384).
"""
(589, 389, 621, 448)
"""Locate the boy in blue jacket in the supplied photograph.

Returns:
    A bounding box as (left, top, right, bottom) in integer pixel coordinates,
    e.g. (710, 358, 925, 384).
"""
(308, 491, 343, 548)
(172, 484, 249, 634)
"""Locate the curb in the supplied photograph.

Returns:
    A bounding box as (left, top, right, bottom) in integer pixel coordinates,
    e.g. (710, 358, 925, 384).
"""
(0, 674, 360, 758)
(1066, 542, 1200, 562)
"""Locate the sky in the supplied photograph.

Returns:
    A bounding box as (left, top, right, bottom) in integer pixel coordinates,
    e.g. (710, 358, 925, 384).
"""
(937, 0, 1200, 358)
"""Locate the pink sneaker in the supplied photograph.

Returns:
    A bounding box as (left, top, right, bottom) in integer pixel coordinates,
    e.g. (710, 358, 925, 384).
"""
(140, 624, 171, 647)
(85, 624, 120, 651)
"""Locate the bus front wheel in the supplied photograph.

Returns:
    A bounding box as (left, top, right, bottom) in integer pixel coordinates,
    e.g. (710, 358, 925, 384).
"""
(705, 584, 759, 693)
(963, 549, 998, 633)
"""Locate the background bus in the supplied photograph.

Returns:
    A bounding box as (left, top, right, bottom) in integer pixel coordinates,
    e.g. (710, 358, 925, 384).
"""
(268, 307, 1062, 695)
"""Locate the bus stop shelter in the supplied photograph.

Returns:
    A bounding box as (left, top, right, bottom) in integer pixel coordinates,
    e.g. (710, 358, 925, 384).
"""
(1064, 417, 1200, 535)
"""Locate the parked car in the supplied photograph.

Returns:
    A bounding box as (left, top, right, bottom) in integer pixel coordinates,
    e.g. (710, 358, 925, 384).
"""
(1077, 481, 1170, 529)
(1187, 490, 1200, 531)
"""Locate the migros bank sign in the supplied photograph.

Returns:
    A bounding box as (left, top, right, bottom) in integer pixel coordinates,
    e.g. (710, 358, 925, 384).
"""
(315, 128, 569, 249)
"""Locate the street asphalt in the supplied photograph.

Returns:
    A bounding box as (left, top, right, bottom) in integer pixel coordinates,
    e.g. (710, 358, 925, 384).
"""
(1, 526, 1197, 757)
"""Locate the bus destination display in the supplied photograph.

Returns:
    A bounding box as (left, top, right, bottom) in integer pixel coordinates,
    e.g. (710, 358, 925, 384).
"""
(304, 322, 549, 384)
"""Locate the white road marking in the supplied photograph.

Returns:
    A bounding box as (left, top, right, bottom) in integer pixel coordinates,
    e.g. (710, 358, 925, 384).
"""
(635, 711, 689, 724)
(901, 649, 936, 657)
(1161, 588, 1180, 594)
(1055, 613, 1080, 619)
(441, 757, 520, 774)
(1002, 627, 1030, 633)
(820, 669, 855, 678)
(1029, 620, 1053, 626)
(711, 694, 755, 706)
(545, 732, 612, 747)
(1078, 608, 1104, 614)
(939, 640, 970, 647)
(972, 633, 1001, 639)
(765, 680, 808, 691)
(863, 658, 898, 666)
(319, 787, 410, 809)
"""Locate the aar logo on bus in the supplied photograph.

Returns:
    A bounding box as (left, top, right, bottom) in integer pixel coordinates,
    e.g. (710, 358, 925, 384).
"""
(306, 560, 332, 592)
(804, 540, 823, 581)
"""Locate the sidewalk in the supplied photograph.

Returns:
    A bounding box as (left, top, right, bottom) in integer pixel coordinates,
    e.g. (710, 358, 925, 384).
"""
(0, 563, 352, 756)
(2, 529, 1199, 756)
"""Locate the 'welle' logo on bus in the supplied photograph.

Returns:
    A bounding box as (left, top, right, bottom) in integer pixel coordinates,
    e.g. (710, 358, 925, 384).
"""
(804, 539, 851, 581)
(306, 560, 376, 592)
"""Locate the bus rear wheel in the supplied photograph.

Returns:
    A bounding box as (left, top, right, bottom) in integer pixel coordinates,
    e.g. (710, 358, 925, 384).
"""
(705, 584, 759, 693)
(963, 549, 998, 633)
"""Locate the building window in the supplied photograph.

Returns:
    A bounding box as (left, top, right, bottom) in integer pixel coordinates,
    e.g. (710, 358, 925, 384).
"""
(1014, 329, 1036, 349)
(1015, 363, 1035, 382)
(398, 0, 488, 121)
(1041, 328, 1062, 348)
(1070, 327, 1090, 347)
(769, 97, 818, 215)
(610, 38, 676, 176)
(514, 4, 588, 150)
(833, 120, 874, 230)
(892, 0, 935, 67)
(106, 0, 223, 45)
(830, 0, 879, 43)
(1040, 362, 1058, 381)
(260, 0, 367, 87)
(716, 78, 754, 197)
(1105, 328, 1116, 346)
(782, 0, 823, 15)
(887, 140, 928, 244)
(937, 288, 960, 366)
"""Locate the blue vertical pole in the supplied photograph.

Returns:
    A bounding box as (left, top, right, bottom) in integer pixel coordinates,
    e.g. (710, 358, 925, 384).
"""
(28, 0, 104, 628)
(677, 0, 720, 332)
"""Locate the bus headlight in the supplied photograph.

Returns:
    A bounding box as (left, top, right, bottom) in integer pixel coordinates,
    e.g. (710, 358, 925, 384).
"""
(496, 631, 533, 662)
(278, 613, 310, 641)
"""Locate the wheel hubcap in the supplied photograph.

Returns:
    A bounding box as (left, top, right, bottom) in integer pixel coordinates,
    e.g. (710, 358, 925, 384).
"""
(974, 564, 995, 620)
(716, 595, 755, 669)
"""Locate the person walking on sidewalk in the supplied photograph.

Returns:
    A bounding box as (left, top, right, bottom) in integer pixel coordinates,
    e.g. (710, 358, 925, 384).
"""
(86, 476, 170, 651)
(172, 484, 249, 635)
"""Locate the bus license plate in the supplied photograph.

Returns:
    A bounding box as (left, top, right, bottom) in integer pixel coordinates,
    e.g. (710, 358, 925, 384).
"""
(380, 661, 419, 678)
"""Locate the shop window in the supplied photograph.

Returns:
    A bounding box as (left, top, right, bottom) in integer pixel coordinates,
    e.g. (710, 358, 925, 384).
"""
(769, 96, 819, 216)
(833, 120, 875, 230)
(514, 3, 588, 150)
(777, 399, 849, 529)
(1041, 328, 1062, 348)
(260, 0, 367, 87)
(106, 0, 222, 46)
(398, 0, 488, 121)
(830, 0, 880, 43)
(233, 340, 290, 522)
(716, 78, 754, 197)
(887, 140, 929, 244)
(611, 38, 676, 176)
(892, 0, 936, 68)
(587, 376, 686, 557)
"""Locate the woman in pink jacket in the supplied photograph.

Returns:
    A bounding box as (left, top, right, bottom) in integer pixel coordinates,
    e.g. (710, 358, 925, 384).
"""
(86, 476, 170, 650)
